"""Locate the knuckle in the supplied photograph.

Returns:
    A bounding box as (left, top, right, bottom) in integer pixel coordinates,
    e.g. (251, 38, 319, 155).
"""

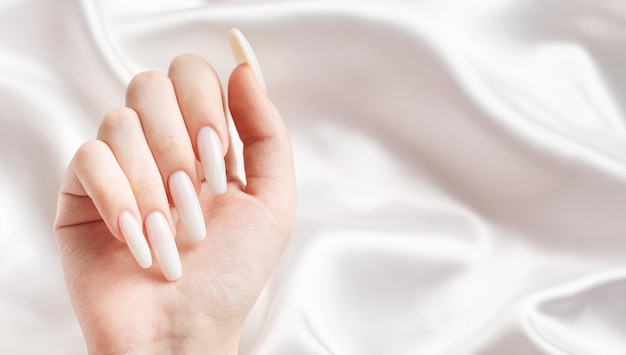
(170, 53, 203, 67)
(152, 134, 187, 157)
(74, 140, 108, 165)
(126, 71, 171, 101)
(133, 175, 164, 196)
(169, 53, 215, 74)
(98, 107, 138, 138)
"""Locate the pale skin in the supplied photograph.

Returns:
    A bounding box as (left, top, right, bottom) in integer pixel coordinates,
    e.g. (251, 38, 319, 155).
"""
(53, 53, 296, 354)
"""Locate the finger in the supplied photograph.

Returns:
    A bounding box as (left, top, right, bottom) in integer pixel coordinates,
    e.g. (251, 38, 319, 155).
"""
(126, 71, 206, 242)
(224, 128, 241, 184)
(56, 140, 152, 269)
(227, 30, 296, 217)
(168, 54, 228, 195)
(97, 107, 181, 281)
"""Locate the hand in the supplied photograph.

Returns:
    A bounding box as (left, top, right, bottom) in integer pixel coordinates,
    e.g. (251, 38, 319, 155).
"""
(53, 30, 295, 354)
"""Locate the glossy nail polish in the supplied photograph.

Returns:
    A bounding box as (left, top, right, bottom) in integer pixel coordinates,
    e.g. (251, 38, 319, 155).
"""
(169, 170, 206, 241)
(145, 211, 182, 281)
(197, 126, 227, 195)
(228, 28, 266, 91)
(118, 211, 152, 269)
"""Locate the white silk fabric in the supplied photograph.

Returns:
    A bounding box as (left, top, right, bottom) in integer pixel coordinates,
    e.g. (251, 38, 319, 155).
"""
(1, 0, 625, 354)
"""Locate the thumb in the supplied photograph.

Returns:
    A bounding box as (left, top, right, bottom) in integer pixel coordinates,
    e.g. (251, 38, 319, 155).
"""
(227, 30, 296, 219)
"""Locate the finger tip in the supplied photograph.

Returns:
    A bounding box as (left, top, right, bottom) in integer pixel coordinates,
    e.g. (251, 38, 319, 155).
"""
(163, 260, 182, 281)
(228, 28, 246, 65)
(190, 226, 207, 241)
(228, 28, 241, 39)
(119, 211, 154, 270)
(137, 256, 153, 269)
(227, 28, 266, 90)
(165, 271, 182, 282)
(211, 184, 227, 196)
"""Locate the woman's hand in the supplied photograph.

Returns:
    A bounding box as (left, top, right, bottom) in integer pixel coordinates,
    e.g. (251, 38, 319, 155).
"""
(53, 30, 295, 354)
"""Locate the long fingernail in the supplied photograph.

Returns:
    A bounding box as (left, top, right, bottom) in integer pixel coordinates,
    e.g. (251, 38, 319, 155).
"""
(119, 211, 152, 269)
(197, 126, 227, 195)
(228, 28, 266, 91)
(169, 170, 206, 241)
(145, 211, 182, 281)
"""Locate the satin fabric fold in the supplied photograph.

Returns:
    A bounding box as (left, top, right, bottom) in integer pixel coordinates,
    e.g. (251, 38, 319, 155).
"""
(0, 0, 624, 354)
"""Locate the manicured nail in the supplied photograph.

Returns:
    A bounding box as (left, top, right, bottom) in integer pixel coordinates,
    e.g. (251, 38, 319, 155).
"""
(169, 171, 206, 241)
(145, 211, 182, 281)
(118, 211, 152, 269)
(197, 126, 227, 195)
(228, 28, 266, 91)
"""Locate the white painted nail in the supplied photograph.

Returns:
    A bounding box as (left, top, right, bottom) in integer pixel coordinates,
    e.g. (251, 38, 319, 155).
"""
(228, 28, 266, 91)
(197, 126, 227, 195)
(145, 211, 182, 281)
(169, 170, 206, 241)
(118, 211, 152, 269)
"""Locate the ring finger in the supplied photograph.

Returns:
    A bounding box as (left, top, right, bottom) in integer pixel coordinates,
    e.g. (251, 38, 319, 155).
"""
(97, 107, 181, 282)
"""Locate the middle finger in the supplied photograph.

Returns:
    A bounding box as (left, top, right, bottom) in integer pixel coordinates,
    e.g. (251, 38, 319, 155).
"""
(126, 71, 206, 242)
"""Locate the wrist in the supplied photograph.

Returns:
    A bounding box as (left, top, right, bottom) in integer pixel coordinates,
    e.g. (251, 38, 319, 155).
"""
(82, 319, 242, 355)
(86, 335, 239, 355)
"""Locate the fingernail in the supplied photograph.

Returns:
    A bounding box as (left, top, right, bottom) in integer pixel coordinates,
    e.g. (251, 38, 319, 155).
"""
(169, 170, 206, 241)
(228, 28, 266, 91)
(118, 211, 152, 269)
(197, 126, 227, 195)
(145, 211, 182, 281)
